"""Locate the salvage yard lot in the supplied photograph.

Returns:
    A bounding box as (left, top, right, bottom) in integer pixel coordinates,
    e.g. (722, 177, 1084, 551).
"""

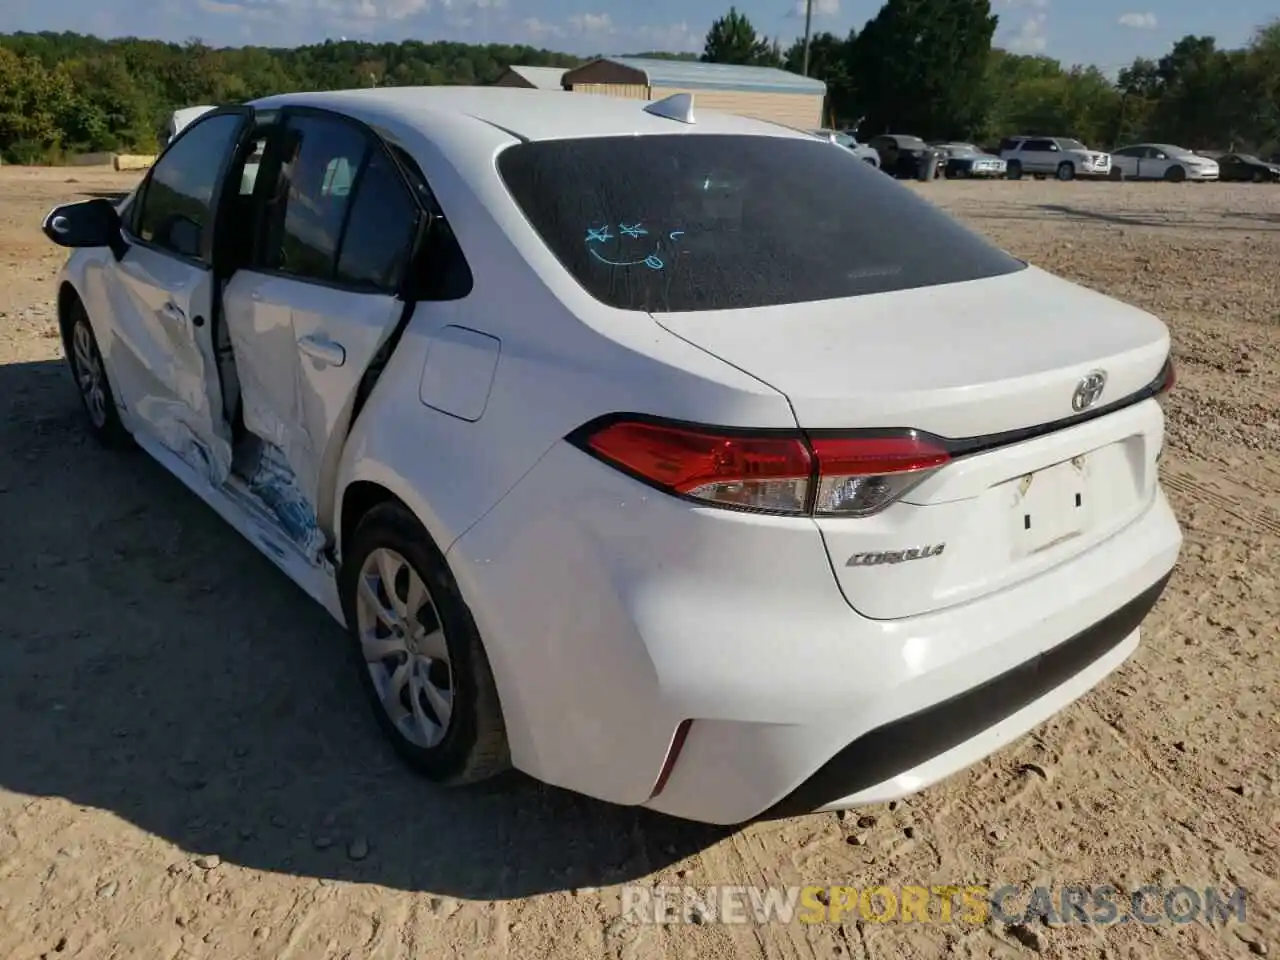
(0, 165, 1277, 960)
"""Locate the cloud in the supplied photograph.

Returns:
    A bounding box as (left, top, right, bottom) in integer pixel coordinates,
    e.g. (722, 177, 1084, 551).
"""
(1117, 11, 1157, 28)
(568, 11, 614, 34)
(788, 0, 839, 17)
(632, 21, 699, 51)
(197, 0, 271, 16)
(521, 16, 564, 40)
(1005, 12, 1048, 53)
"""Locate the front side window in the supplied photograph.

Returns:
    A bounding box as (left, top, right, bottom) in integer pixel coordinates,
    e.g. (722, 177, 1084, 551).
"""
(135, 112, 245, 261)
(497, 134, 1026, 314)
(261, 114, 369, 281)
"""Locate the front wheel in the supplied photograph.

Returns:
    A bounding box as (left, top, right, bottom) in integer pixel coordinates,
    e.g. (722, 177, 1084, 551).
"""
(1165, 165, 1186, 183)
(65, 300, 131, 448)
(1253, 170, 1266, 183)
(1056, 162, 1075, 181)
(339, 502, 510, 785)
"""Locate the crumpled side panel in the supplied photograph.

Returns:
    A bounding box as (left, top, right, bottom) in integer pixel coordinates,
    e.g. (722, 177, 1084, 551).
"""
(131, 394, 232, 485)
(103, 256, 233, 486)
(244, 439, 326, 559)
(220, 282, 321, 506)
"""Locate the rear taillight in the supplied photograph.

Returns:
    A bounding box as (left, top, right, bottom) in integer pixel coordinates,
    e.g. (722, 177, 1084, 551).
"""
(810, 435, 951, 517)
(575, 419, 950, 518)
(581, 421, 813, 515)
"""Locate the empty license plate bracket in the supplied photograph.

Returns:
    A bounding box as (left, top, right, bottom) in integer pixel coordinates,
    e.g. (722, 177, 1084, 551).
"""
(1013, 460, 1088, 556)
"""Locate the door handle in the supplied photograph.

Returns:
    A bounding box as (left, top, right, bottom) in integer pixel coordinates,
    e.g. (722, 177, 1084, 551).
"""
(161, 301, 186, 322)
(298, 335, 346, 367)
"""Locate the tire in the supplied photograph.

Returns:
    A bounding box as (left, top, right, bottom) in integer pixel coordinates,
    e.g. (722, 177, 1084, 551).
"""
(1253, 170, 1266, 183)
(1006, 160, 1022, 180)
(1109, 167, 1124, 181)
(1056, 162, 1075, 181)
(1165, 165, 1186, 183)
(339, 501, 510, 785)
(64, 296, 131, 449)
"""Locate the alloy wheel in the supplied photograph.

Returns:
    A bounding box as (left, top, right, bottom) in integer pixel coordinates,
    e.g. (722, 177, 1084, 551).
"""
(355, 547, 454, 748)
(72, 321, 108, 429)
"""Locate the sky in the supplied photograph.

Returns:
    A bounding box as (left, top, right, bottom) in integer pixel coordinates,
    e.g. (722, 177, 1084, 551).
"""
(0, 0, 1270, 75)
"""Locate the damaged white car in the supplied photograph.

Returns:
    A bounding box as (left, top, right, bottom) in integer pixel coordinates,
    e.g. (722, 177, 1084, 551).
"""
(42, 88, 1181, 825)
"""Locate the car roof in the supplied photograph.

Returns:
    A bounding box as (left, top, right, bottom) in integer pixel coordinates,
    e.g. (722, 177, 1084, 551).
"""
(248, 86, 810, 145)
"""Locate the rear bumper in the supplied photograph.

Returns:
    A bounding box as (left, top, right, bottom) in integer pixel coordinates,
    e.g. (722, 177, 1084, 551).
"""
(642, 489, 1179, 824)
(450, 436, 1182, 825)
(762, 569, 1170, 818)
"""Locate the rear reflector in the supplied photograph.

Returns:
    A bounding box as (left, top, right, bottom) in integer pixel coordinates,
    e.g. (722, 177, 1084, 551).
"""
(577, 419, 950, 518)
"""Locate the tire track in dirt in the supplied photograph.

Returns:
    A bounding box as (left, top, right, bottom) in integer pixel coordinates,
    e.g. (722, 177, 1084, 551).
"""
(1160, 463, 1280, 540)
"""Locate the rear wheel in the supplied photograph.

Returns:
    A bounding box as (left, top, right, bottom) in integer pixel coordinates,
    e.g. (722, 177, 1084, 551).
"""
(64, 298, 131, 449)
(1165, 165, 1186, 183)
(339, 502, 510, 785)
(1006, 160, 1022, 180)
(1056, 162, 1075, 181)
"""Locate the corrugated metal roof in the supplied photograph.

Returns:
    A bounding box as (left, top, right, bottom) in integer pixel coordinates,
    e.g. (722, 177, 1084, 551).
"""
(599, 57, 825, 95)
(507, 65, 568, 90)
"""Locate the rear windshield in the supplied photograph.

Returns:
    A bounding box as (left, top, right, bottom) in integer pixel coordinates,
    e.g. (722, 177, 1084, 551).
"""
(496, 134, 1025, 313)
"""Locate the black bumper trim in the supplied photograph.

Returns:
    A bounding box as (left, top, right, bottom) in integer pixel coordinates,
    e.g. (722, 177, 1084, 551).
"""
(761, 570, 1173, 820)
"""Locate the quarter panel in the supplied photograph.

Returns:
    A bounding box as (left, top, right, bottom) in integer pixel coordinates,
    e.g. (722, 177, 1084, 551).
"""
(333, 292, 797, 562)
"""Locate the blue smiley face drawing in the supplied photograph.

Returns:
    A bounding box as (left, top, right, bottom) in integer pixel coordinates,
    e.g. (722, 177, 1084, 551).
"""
(584, 222, 684, 271)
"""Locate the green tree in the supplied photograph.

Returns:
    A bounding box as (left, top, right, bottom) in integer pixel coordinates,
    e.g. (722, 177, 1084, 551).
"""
(849, 0, 998, 140)
(702, 7, 778, 66)
(785, 30, 857, 123)
(0, 46, 76, 160)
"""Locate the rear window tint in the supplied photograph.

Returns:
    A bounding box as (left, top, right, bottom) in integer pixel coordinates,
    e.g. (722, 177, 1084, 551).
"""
(496, 134, 1025, 313)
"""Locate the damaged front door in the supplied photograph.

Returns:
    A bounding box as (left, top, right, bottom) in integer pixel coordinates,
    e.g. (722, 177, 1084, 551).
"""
(220, 109, 423, 552)
(109, 106, 255, 482)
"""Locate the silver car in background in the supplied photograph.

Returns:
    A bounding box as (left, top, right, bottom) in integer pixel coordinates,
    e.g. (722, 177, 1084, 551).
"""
(813, 129, 881, 168)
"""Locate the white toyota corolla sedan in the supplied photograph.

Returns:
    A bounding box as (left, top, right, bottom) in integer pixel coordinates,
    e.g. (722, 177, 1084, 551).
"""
(41, 86, 1182, 825)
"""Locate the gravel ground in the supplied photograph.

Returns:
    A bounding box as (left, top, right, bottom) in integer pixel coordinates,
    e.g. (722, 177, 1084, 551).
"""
(1, 166, 1277, 960)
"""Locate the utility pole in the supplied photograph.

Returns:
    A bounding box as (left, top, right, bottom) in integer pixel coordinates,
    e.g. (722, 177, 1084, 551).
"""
(801, 0, 814, 76)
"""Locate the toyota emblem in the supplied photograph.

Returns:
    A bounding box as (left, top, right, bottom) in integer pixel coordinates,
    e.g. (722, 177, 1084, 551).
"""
(1072, 370, 1107, 412)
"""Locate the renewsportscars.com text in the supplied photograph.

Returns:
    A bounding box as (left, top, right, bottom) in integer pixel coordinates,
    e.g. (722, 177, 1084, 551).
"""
(620, 884, 1249, 926)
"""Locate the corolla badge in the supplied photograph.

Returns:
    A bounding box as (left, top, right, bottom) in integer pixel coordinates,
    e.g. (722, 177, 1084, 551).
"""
(1071, 370, 1108, 412)
(846, 544, 946, 567)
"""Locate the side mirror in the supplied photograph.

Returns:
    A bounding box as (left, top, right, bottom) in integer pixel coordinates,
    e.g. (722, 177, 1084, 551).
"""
(41, 198, 128, 261)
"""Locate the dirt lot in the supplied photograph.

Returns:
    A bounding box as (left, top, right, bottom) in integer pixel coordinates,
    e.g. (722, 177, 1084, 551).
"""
(1, 165, 1277, 960)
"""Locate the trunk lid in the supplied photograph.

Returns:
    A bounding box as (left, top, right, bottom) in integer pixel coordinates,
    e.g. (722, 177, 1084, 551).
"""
(651, 266, 1171, 620)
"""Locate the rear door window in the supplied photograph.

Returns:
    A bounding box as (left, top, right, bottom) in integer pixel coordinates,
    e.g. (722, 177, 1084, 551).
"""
(260, 113, 369, 282)
(497, 134, 1025, 313)
(332, 149, 417, 292)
